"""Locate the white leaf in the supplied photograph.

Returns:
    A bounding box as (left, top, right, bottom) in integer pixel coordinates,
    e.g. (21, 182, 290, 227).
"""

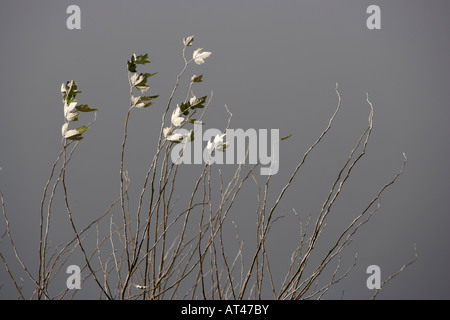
(65, 111, 79, 121)
(131, 95, 146, 108)
(64, 101, 78, 121)
(65, 101, 77, 114)
(135, 85, 149, 93)
(193, 48, 212, 65)
(208, 134, 228, 152)
(206, 140, 213, 153)
(214, 133, 226, 145)
(216, 142, 229, 152)
(166, 133, 184, 141)
(131, 95, 140, 106)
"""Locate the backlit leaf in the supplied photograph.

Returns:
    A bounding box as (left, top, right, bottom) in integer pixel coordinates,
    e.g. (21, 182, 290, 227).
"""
(76, 105, 98, 112)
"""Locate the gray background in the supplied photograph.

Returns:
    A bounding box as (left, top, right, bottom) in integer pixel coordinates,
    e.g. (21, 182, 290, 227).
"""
(1, 0, 449, 299)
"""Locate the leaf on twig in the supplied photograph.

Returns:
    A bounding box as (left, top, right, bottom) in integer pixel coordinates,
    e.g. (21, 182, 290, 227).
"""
(76, 126, 89, 134)
(127, 53, 151, 72)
